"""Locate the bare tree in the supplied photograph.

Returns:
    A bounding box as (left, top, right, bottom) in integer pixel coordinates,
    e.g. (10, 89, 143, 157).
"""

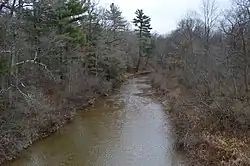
(201, 0, 220, 49)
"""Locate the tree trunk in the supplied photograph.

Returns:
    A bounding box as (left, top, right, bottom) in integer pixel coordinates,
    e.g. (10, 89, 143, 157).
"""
(233, 77, 238, 95)
(136, 29, 143, 72)
(241, 28, 249, 92)
(145, 56, 150, 68)
(136, 55, 141, 72)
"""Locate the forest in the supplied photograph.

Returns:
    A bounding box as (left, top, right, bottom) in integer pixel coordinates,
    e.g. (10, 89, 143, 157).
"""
(0, 0, 250, 165)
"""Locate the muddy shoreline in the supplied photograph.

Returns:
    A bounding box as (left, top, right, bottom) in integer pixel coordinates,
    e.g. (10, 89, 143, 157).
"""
(6, 76, 183, 166)
(1, 75, 131, 165)
(2, 95, 100, 165)
(1, 73, 149, 165)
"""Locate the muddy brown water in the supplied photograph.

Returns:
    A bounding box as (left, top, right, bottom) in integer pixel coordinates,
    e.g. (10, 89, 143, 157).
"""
(7, 77, 183, 166)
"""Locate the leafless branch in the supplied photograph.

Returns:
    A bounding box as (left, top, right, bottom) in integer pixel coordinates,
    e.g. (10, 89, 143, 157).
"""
(15, 53, 55, 80)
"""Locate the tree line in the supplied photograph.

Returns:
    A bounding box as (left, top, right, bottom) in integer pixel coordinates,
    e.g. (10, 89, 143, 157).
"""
(150, 0, 250, 165)
(3, 0, 249, 164)
(0, 0, 153, 163)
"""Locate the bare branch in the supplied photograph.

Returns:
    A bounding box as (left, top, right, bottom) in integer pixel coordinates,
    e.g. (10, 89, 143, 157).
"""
(15, 53, 55, 80)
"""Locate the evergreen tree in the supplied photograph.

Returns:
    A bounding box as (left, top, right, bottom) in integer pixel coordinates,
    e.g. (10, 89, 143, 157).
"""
(132, 9, 152, 71)
(24, 0, 88, 44)
(105, 3, 127, 46)
(21, 0, 88, 79)
(106, 3, 127, 33)
(55, 0, 88, 44)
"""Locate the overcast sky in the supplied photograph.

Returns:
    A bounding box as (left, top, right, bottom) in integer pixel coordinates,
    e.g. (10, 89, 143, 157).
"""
(100, 0, 231, 34)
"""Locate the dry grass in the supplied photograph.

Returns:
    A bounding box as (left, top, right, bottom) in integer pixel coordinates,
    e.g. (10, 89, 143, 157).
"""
(150, 72, 250, 166)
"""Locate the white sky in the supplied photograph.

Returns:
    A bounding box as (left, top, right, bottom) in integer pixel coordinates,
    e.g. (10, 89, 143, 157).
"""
(100, 0, 231, 34)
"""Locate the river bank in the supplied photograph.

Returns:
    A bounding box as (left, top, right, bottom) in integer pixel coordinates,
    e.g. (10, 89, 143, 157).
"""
(0, 73, 135, 165)
(6, 76, 182, 166)
(149, 72, 250, 166)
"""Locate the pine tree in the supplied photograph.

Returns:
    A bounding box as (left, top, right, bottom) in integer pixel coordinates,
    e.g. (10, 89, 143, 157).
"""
(104, 3, 127, 46)
(106, 3, 127, 33)
(132, 9, 152, 72)
(55, 0, 88, 44)
(21, 0, 88, 79)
